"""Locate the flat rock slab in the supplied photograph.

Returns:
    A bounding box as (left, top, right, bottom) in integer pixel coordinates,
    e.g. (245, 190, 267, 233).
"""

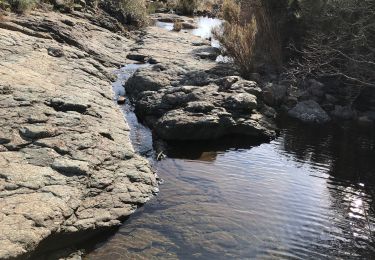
(125, 26, 277, 141)
(0, 11, 157, 259)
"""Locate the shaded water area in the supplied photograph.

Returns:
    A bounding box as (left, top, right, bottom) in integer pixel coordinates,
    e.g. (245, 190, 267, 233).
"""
(85, 118, 375, 259)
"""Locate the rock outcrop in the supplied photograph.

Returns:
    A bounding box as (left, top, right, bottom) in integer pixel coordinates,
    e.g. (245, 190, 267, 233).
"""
(125, 26, 277, 141)
(0, 11, 157, 259)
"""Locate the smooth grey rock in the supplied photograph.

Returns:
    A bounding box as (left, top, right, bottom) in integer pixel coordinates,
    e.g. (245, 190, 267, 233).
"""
(181, 22, 198, 29)
(358, 116, 373, 126)
(194, 47, 220, 60)
(308, 79, 325, 98)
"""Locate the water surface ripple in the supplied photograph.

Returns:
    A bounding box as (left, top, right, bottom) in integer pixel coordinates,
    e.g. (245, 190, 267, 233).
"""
(86, 116, 375, 259)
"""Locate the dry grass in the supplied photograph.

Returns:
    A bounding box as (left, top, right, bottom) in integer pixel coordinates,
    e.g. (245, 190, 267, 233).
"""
(118, 0, 148, 27)
(221, 0, 239, 23)
(175, 0, 198, 15)
(173, 21, 182, 31)
(196, 0, 222, 14)
(215, 0, 283, 77)
(215, 16, 258, 76)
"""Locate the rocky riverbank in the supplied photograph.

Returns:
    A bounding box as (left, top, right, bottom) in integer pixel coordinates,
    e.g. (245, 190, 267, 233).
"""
(0, 10, 157, 259)
(125, 19, 277, 141)
(0, 9, 279, 259)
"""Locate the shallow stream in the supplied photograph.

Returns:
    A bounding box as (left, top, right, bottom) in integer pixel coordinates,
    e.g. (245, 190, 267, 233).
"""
(84, 19, 375, 259)
(84, 64, 375, 260)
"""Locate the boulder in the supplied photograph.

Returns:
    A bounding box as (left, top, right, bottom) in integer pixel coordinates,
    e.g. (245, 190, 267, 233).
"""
(288, 100, 331, 124)
(0, 11, 157, 259)
(126, 65, 276, 141)
(308, 79, 325, 98)
(224, 93, 257, 112)
(181, 22, 198, 29)
(262, 83, 287, 106)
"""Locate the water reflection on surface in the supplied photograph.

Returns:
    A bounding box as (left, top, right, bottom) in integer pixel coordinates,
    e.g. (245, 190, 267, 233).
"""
(85, 117, 375, 259)
(155, 21, 174, 31)
(112, 63, 153, 156)
(191, 16, 222, 40)
(155, 16, 230, 64)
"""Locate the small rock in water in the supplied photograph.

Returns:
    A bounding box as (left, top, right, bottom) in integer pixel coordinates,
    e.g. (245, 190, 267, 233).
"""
(117, 96, 126, 104)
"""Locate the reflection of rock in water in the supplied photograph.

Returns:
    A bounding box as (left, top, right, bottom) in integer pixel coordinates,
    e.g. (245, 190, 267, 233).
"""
(85, 16, 375, 260)
(86, 118, 375, 259)
(164, 135, 265, 161)
(280, 116, 375, 183)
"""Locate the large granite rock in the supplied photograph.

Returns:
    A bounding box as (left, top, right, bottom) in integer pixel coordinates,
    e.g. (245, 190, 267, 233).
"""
(127, 72, 275, 140)
(288, 100, 331, 124)
(124, 26, 277, 141)
(0, 11, 157, 259)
